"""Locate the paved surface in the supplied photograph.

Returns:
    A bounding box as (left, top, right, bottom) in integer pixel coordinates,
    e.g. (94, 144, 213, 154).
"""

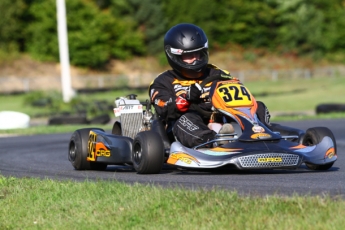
(0, 119, 344, 197)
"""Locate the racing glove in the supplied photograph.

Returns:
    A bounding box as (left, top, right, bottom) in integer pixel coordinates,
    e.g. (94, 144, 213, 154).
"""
(186, 83, 203, 102)
(176, 94, 190, 112)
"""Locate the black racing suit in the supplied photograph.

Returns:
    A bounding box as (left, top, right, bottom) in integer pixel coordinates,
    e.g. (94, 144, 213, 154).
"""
(149, 64, 271, 147)
(149, 64, 229, 147)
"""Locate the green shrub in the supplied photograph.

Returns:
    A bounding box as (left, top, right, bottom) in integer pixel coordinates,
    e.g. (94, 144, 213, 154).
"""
(25, 0, 145, 68)
(0, 0, 27, 54)
(2, 0, 345, 67)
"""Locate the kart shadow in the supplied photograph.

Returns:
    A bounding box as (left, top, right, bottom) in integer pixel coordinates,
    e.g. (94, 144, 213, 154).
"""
(171, 164, 340, 175)
(105, 164, 177, 174)
(104, 164, 339, 175)
(105, 165, 135, 172)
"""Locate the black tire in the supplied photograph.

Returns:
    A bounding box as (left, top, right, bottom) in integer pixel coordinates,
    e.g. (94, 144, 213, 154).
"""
(88, 114, 111, 125)
(302, 127, 337, 170)
(68, 128, 107, 170)
(132, 131, 164, 174)
(112, 121, 122, 135)
(316, 103, 345, 114)
(49, 115, 88, 125)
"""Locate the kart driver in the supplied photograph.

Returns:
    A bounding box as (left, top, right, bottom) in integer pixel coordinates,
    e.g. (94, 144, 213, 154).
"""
(149, 23, 271, 148)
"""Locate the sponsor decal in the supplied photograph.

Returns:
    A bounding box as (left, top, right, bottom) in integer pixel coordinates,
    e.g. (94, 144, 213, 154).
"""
(155, 99, 166, 107)
(325, 147, 336, 159)
(179, 115, 199, 131)
(167, 152, 199, 165)
(87, 131, 111, 162)
(220, 73, 232, 78)
(176, 90, 187, 97)
(252, 125, 265, 133)
(87, 131, 97, 161)
(251, 133, 271, 139)
(201, 91, 210, 99)
(95, 143, 111, 157)
(257, 157, 282, 163)
(172, 79, 213, 87)
(114, 104, 143, 117)
(219, 80, 239, 84)
(174, 84, 183, 90)
(172, 79, 197, 86)
(170, 48, 184, 54)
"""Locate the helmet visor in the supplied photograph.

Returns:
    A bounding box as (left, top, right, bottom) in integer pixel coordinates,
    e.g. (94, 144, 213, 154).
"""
(169, 41, 208, 55)
(165, 41, 209, 73)
(176, 49, 208, 68)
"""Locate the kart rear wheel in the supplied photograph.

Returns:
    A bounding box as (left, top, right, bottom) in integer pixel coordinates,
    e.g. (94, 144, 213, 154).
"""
(112, 121, 122, 135)
(69, 128, 108, 170)
(302, 127, 336, 170)
(132, 131, 164, 174)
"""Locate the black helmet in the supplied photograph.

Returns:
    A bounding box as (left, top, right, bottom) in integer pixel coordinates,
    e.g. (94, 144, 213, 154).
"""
(164, 23, 209, 78)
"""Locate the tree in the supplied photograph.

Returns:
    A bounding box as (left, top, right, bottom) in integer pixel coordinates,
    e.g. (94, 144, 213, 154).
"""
(275, 0, 345, 57)
(0, 0, 28, 53)
(109, 0, 167, 54)
(26, 0, 145, 67)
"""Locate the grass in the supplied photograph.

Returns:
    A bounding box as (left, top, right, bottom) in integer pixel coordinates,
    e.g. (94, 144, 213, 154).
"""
(2, 76, 345, 116)
(244, 76, 345, 112)
(0, 176, 344, 230)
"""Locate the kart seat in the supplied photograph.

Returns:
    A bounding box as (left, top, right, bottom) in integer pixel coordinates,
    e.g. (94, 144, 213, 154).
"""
(150, 116, 173, 157)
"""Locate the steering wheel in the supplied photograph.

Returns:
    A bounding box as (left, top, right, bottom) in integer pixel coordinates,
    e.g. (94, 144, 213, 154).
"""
(188, 74, 230, 117)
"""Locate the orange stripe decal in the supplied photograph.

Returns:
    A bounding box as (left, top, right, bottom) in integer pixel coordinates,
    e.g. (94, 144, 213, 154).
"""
(325, 147, 336, 159)
(290, 144, 306, 149)
(167, 152, 199, 165)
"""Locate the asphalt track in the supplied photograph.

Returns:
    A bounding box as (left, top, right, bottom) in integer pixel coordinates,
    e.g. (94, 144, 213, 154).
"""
(0, 119, 344, 197)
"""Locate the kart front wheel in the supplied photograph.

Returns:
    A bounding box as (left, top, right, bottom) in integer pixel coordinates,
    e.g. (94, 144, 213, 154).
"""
(302, 127, 336, 170)
(132, 131, 164, 174)
(69, 128, 108, 170)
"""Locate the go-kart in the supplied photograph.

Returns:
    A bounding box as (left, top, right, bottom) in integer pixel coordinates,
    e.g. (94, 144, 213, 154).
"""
(68, 75, 337, 174)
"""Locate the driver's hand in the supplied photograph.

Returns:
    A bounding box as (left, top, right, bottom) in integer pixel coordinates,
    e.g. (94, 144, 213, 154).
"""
(187, 83, 203, 102)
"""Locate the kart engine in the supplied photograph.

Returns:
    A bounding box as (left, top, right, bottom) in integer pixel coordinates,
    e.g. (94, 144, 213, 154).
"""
(114, 95, 152, 139)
